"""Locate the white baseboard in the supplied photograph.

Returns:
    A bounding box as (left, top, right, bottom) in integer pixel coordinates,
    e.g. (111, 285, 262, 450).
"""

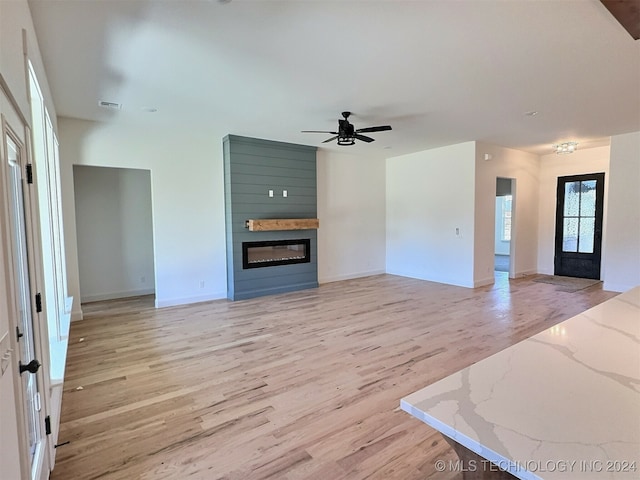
(603, 281, 636, 293)
(71, 308, 84, 322)
(537, 267, 554, 275)
(474, 277, 495, 287)
(319, 269, 385, 284)
(81, 288, 155, 303)
(513, 269, 537, 278)
(385, 269, 475, 288)
(155, 291, 227, 308)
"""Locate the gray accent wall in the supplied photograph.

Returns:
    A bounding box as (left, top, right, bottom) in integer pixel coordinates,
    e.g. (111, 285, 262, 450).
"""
(224, 135, 318, 300)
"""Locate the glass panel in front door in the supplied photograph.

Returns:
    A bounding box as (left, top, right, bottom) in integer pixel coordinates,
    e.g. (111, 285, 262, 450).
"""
(5, 133, 42, 465)
(561, 179, 597, 255)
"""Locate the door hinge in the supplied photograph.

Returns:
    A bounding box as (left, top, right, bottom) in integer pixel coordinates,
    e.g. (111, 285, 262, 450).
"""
(45, 415, 51, 435)
(35, 293, 42, 313)
(16, 326, 23, 341)
(26, 164, 33, 184)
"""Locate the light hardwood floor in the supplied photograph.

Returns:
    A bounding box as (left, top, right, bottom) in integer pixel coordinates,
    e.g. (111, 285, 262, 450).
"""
(51, 273, 617, 480)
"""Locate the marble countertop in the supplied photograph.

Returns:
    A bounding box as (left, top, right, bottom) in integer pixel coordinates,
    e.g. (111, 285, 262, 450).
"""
(401, 286, 640, 480)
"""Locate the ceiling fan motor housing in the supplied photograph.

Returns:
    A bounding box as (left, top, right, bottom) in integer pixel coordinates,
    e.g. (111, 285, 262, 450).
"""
(339, 119, 355, 137)
(338, 112, 356, 145)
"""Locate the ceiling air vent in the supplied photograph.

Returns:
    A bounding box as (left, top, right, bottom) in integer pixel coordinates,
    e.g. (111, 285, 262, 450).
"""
(98, 100, 122, 110)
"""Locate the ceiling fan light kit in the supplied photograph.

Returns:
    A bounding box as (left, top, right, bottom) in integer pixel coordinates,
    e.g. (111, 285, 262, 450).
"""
(302, 111, 392, 146)
(338, 136, 355, 146)
(553, 141, 578, 154)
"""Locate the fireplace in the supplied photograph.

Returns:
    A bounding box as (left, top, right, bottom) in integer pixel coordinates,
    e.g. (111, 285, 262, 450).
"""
(242, 239, 310, 269)
(224, 135, 317, 300)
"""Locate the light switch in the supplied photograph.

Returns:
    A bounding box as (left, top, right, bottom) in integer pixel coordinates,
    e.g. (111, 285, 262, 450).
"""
(268, 190, 274, 198)
(283, 190, 288, 197)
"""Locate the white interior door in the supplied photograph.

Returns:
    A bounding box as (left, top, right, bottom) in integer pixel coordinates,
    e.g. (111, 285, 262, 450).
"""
(2, 107, 49, 480)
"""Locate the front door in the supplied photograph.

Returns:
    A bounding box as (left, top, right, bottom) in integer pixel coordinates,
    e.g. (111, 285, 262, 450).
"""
(2, 97, 49, 480)
(554, 173, 605, 279)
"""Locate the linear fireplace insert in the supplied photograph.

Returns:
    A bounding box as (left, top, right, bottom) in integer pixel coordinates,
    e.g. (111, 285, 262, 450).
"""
(242, 239, 311, 269)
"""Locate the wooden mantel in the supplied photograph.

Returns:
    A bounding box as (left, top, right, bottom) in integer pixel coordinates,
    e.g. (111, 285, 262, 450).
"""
(245, 218, 319, 231)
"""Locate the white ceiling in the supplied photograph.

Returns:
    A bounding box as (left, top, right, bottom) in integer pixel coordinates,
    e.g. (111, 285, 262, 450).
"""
(28, 0, 640, 157)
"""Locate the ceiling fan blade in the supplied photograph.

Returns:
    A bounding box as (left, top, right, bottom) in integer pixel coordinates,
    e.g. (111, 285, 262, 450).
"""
(600, 0, 640, 39)
(302, 130, 339, 134)
(322, 136, 339, 143)
(354, 134, 375, 143)
(356, 125, 392, 133)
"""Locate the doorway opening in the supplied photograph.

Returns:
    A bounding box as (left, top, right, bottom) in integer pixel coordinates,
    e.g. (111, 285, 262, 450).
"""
(73, 166, 156, 303)
(495, 178, 515, 277)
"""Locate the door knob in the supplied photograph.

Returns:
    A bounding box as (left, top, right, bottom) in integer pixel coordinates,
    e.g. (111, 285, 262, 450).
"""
(19, 359, 40, 375)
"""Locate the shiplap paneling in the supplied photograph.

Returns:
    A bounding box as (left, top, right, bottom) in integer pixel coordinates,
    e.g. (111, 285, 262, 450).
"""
(223, 135, 318, 300)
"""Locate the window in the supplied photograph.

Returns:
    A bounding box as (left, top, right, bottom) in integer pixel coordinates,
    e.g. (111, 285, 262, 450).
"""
(562, 180, 596, 253)
(28, 61, 71, 372)
(501, 195, 512, 241)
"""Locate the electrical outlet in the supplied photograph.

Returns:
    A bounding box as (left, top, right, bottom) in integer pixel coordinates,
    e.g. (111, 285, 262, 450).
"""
(140, 276, 145, 283)
(268, 190, 274, 197)
(283, 190, 288, 197)
(200, 280, 205, 289)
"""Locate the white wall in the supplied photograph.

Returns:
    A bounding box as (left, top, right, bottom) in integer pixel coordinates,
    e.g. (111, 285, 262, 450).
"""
(386, 142, 476, 287)
(0, 1, 60, 477)
(73, 165, 155, 302)
(0, 0, 56, 130)
(60, 119, 386, 309)
(59, 118, 227, 309)
(604, 132, 640, 292)
(537, 146, 609, 276)
(317, 150, 386, 283)
(474, 143, 540, 285)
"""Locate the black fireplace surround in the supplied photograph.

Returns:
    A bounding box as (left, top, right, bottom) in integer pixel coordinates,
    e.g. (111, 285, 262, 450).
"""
(242, 239, 311, 269)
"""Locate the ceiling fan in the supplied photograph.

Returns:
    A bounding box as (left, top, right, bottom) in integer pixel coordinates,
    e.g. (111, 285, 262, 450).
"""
(302, 111, 392, 146)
